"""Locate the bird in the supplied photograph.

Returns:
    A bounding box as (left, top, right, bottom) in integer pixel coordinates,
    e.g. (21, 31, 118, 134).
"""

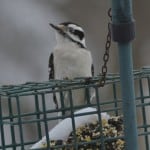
(48, 22, 94, 116)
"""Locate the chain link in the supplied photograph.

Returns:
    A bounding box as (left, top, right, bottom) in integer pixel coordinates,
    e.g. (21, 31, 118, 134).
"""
(99, 8, 112, 87)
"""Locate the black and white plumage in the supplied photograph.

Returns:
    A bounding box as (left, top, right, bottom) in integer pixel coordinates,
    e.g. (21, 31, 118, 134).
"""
(49, 22, 94, 111)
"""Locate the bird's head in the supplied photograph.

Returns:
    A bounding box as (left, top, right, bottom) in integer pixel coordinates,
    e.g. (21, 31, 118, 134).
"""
(50, 22, 86, 48)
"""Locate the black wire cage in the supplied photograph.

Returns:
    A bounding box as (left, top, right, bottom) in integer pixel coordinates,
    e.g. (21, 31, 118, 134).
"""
(0, 68, 150, 150)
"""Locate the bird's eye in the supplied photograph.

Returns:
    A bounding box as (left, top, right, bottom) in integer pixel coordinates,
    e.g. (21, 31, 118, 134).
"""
(69, 27, 74, 33)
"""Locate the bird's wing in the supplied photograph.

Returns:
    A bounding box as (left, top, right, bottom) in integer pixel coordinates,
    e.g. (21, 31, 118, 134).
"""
(48, 53, 54, 80)
(91, 64, 94, 77)
(90, 64, 95, 103)
(48, 53, 58, 109)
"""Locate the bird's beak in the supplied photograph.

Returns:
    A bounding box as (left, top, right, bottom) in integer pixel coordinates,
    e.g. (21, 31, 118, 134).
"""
(49, 23, 65, 33)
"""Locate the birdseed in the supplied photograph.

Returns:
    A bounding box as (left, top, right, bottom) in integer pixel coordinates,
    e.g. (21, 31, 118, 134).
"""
(41, 116, 125, 150)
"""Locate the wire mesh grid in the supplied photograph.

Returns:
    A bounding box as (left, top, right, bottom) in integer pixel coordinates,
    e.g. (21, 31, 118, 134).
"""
(0, 67, 150, 150)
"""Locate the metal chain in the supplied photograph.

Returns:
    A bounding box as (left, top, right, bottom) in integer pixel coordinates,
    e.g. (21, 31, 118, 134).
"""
(99, 8, 112, 87)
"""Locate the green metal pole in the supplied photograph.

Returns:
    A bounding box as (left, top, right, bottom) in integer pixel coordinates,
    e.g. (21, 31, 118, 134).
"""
(111, 0, 139, 150)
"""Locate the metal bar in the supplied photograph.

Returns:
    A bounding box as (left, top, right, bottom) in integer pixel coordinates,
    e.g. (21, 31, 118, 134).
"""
(112, 83, 119, 116)
(16, 96, 24, 150)
(41, 93, 50, 149)
(59, 88, 65, 116)
(0, 96, 5, 149)
(139, 79, 149, 150)
(34, 94, 42, 140)
(85, 87, 91, 104)
(8, 97, 16, 150)
(68, 89, 78, 149)
(118, 43, 138, 150)
(111, 0, 139, 149)
(95, 87, 105, 150)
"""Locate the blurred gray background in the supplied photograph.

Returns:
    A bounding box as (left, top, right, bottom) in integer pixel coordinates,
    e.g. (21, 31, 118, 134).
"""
(0, 0, 150, 149)
(1, 0, 150, 85)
